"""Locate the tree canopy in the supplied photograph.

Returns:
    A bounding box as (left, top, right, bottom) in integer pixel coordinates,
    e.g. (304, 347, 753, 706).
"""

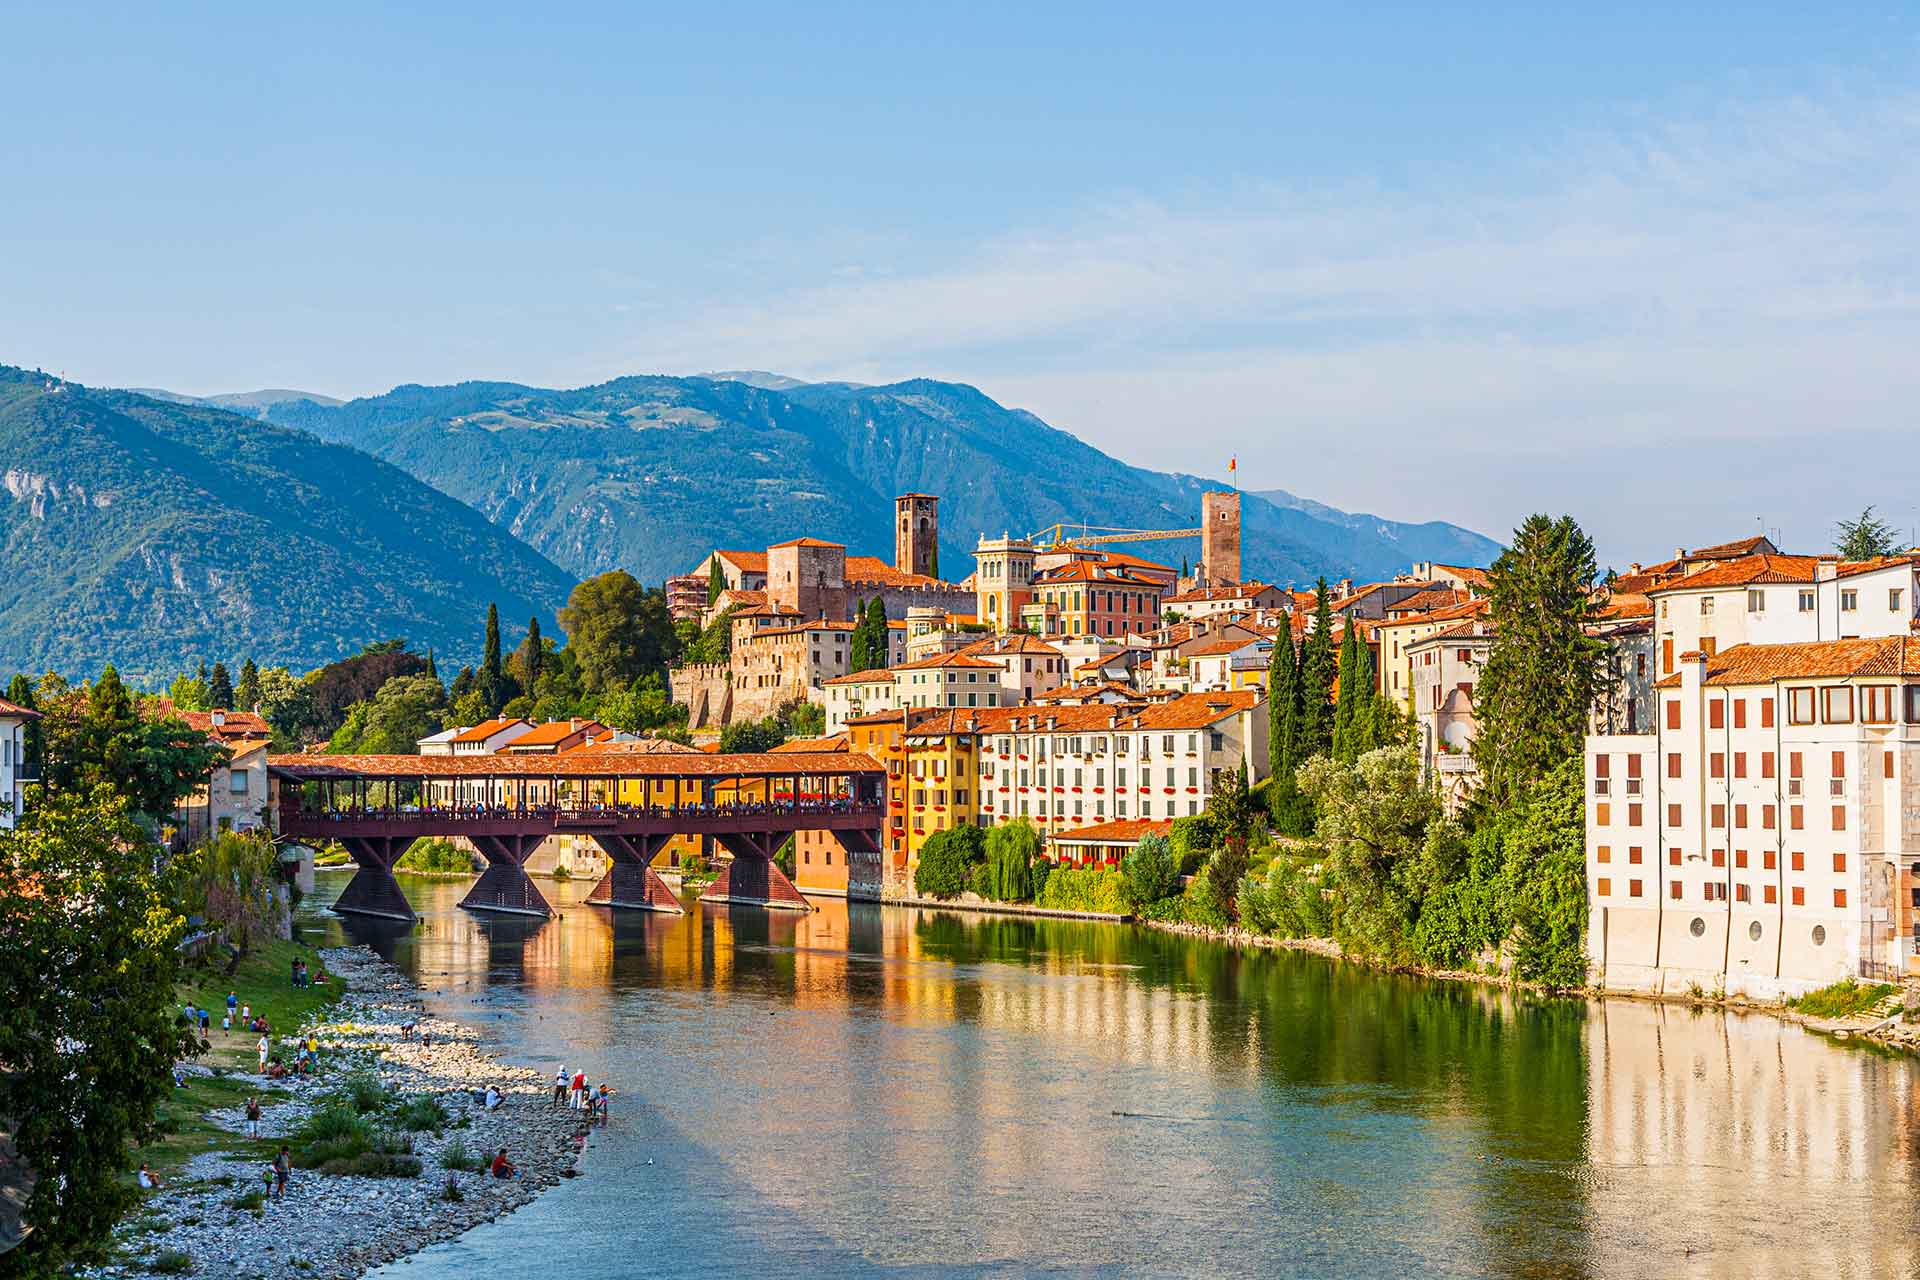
(1835, 506, 1899, 560)
(558, 571, 679, 695)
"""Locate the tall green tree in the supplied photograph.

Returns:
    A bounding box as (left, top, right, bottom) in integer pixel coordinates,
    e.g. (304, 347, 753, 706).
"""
(867, 598, 888, 665)
(1471, 514, 1605, 807)
(1835, 506, 1898, 560)
(984, 819, 1039, 902)
(46, 666, 234, 826)
(1265, 630, 1313, 834)
(707, 557, 726, 603)
(1331, 625, 1359, 760)
(1296, 579, 1338, 759)
(0, 786, 200, 1276)
(510, 616, 544, 694)
(848, 596, 871, 673)
(558, 572, 679, 696)
(234, 657, 261, 712)
(206, 660, 234, 709)
(325, 675, 447, 755)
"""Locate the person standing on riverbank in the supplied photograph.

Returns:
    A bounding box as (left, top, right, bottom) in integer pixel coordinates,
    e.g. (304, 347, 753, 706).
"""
(273, 1146, 291, 1199)
(570, 1069, 585, 1109)
(245, 1095, 262, 1138)
(257, 1033, 269, 1072)
(554, 1066, 568, 1106)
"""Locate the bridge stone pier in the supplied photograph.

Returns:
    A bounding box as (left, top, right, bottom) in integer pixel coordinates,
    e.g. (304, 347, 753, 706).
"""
(268, 750, 886, 925)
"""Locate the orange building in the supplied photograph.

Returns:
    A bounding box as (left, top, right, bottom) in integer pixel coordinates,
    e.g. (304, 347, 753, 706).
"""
(844, 710, 910, 890)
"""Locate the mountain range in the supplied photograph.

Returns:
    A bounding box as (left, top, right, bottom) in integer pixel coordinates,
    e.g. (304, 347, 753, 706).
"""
(255, 374, 1500, 587)
(1, 364, 1499, 684)
(0, 367, 574, 685)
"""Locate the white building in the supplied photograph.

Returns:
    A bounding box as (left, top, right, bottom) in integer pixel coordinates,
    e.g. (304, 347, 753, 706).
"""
(1586, 637, 1920, 1000)
(0, 695, 40, 829)
(892, 651, 1007, 710)
(975, 690, 1267, 832)
(823, 669, 897, 732)
(449, 717, 536, 754)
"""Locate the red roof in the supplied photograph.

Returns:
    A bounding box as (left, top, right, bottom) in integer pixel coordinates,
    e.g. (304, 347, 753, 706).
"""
(183, 709, 270, 744)
(450, 717, 530, 744)
(1048, 818, 1172, 845)
(269, 750, 880, 780)
(503, 719, 605, 747)
(0, 697, 40, 720)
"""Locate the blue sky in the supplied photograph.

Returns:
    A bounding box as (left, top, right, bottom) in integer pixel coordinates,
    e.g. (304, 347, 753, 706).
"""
(4, 3, 1919, 563)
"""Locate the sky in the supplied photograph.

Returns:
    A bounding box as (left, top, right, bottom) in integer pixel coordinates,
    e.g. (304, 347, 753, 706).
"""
(3, 2, 1918, 566)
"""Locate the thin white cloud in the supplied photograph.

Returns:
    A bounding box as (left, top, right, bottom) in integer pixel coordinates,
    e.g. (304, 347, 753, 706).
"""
(617, 84, 1920, 561)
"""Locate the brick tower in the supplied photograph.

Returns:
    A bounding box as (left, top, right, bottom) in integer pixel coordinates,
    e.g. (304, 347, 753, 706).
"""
(896, 494, 940, 580)
(1201, 490, 1241, 586)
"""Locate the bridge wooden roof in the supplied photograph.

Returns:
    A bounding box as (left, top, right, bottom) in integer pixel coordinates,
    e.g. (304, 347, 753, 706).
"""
(267, 751, 883, 781)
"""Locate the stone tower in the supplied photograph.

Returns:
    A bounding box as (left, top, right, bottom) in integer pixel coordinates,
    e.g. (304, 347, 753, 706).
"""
(1201, 490, 1241, 586)
(973, 534, 1037, 633)
(896, 493, 940, 579)
(767, 538, 848, 620)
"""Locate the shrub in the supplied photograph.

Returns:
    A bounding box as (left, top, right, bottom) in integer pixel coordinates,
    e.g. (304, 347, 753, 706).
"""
(336, 1072, 390, 1114)
(393, 1095, 448, 1133)
(1788, 980, 1898, 1020)
(295, 1103, 372, 1148)
(966, 861, 993, 899)
(153, 1251, 193, 1275)
(914, 826, 984, 900)
(550, 863, 572, 881)
(438, 1136, 483, 1172)
(229, 1188, 266, 1213)
(1168, 814, 1218, 876)
(1029, 858, 1052, 900)
(396, 837, 478, 874)
(1122, 833, 1179, 904)
(1035, 867, 1133, 915)
(441, 1176, 465, 1202)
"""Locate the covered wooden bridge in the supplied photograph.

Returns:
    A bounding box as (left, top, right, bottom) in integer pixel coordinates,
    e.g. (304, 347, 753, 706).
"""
(268, 750, 885, 923)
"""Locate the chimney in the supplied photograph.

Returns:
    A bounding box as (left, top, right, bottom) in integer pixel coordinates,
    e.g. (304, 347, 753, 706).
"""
(211, 710, 225, 728)
(1816, 559, 1839, 582)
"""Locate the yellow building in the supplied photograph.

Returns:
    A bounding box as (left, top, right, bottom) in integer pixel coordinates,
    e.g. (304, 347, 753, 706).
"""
(1375, 598, 1487, 714)
(901, 708, 988, 871)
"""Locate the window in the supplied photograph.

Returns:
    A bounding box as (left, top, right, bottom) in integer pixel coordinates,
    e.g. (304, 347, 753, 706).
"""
(1835, 889, 1849, 909)
(1763, 850, 1777, 870)
(1842, 589, 1859, 612)
(1667, 804, 1682, 827)
(1733, 698, 1747, 729)
(1799, 589, 1815, 612)
(1597, 878, 1611, 897)
(1701, 596, 1715, 616)
(1597, 845, 1610, 864)
(1671, 882, 1684, 900)
(1710, 803, 1725, 827)
(1822, 686, 1855, 723)
(1748, 589, 1766, 612)
(1629, 845, 1643, 864)
(1666, 752, 1682, 779)
(1791, 805, 1804, 830)
(1736, 884, 1750, 903)
(1669, 848, 1682, 866)
(1761, 751, 1775, 779)
(1833, 852, 1848, 873)
(1734, 803, 1747, 828)
(1833, 806, 1847, 831)
(1894, 589, 1905, 613)
(1709, 700, 1725, 730)
(229, 771, 249, 795)
(1788, 688, 1816, 725)
(1711, 848, 1725, 867)
(1596, 803, 1610, 825)
(1760, 697, 1775, 728)
(1792, 887, 1805, 906)
(1710, 753, 1725, 779)
(1666, 699, 1681, 730)
(1865, 686, 1895, 724)
(1764, 884, 1777, 904)
(1734, 753, 1747, 780)
(1763, 804, 1776, 829)
(1791, 851, 1805, 871)
(1629, 879, 1643, 898)
(1628, 803, 1643, 826)
(1735, 849, 1748, 868)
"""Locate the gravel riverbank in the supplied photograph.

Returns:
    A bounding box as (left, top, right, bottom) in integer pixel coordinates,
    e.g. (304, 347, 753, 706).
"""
(105, 945, 590, 1279)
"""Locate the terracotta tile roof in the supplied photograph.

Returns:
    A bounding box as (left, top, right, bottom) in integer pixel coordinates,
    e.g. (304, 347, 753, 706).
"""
(1652, 637, 1920, 689)
(1426, 563, 1493, 588)
(844, 709, 909, 728)
(715, 588, 767, 607)
(269, 750, 879, 779)
(890, 651, 1002, 672)
(714, 550, 769, 573)
(1377, 597, 1490, 630)
(770, 734, 850, 753)
(753, 620, 858, 638)
(822, 667, 897, 686)
(1032, 561, 1166, 589)
(768, 537, 845, 549)
(1595, 594, 1654, 620)
(1033, 682, 1142, 703)
(502, 719, 604, 747)
(1652, 553, 1824, 592)
(450, 717, 529, 744)
(1049, 547, 1176, 575)
(182, 709, 270, 742)
(1836, 555, 1920, 579)
(1686, 535, 1776, 560)
(0, 697, 40, 720)
(1411, 617, 1493, 644)
(1387, 587, 1471, 615)
(1329, 580, 1419, 611)
(1188, 636, 1262, 657)
(845, 555, 953, 589)
(562, 736, 704, 756)
(955, 634, 1064, 659)
(1048, 818, 1173, 844)
(1164, 582, 1275, 604)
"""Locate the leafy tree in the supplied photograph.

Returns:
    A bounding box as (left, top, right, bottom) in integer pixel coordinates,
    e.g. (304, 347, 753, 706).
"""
(0, 787, 199, 1275)
(206, 660, 234, 709)
(302, 644, 430, 735)
(1122, 831, 1179, 903)
(983, 819, 1040, 901)
(864, 599, 888, 664)
(234, 657, 261, 712)
(559, 571, 679, 695)
(254, 666, 317, 747)
(914, 825, 985, 899)
(1471, 514, 1605, 808)
(1202, 764, 1255, 916)
(847, 597, 871, 674)
(718, 716, 785, 754)
(180, 830, 283, 959)
(596, 676, 688, 735)
(1167, 813, 1218, 875)
(1298, 745, 1444, 962)
(326, 675, 446, 755)
(40, 667, 228, 826)
(1470, 759, 1588, 986)
(680, 606, 736, 666)
(1835, 506, 1899, 560)
(776, 699, 826, 739)
(1331, 624, 1359, 760)
(165, 672, 208, 712)
(707, 557, 726, 603)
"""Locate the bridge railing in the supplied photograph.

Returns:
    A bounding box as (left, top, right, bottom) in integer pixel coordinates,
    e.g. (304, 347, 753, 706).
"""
(282, 797, 884, 825)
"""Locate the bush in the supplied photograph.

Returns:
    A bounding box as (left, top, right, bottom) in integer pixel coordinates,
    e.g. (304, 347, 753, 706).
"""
(1168, 815, 1217, 876)
(438, 1136, 483, 1172)
(153, 1251, 193, 1275)
(319, 1152, 422, 1178)
(1029, 858, 1052, 900)
(294, 1103, 372, 1148)
(393, 1094, 448, 1132)
(1034, 867, 1133, 915)
(396, 838, 478, 874)
(966, 861, 993, 899)
(1122, 833, 1179, 904)
(1788, 980, 1898, 1019)
(228, 1189, 266, 1213)
(336, 1072, 390, 1114)
(914, 826, 985, 900)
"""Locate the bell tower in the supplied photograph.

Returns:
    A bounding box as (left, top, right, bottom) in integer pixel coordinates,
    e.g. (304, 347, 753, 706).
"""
(895, 493, 940, 579)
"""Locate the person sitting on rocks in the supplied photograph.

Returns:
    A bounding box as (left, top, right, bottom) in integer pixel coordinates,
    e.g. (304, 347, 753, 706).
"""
(490, 1148, 516, 1179)
(484, 1085, 502, 1111)
(137, 1163, 163, 1190)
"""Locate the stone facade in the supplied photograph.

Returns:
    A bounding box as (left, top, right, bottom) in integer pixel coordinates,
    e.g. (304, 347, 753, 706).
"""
(1201, 489, 1241, 586)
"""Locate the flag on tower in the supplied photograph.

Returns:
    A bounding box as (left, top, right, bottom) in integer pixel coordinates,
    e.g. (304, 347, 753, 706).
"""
(1228, 457, 1237, 475)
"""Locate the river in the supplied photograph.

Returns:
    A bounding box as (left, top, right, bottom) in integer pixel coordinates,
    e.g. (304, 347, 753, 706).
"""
(295, 872, 1920, 1279)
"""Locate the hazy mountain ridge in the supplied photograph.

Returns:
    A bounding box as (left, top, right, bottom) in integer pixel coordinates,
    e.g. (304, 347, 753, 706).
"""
(0, 367, 575, 683)
(263, 375, 1502, 585)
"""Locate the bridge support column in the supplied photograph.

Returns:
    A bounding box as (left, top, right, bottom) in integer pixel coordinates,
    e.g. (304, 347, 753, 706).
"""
(332, 837, 416, 923)
(700, 830, 812, 911)
(585, 835, 683, 913)
(460, 835, 552, 917)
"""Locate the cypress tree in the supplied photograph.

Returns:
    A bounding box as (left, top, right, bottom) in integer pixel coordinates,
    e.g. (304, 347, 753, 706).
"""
(1266, 629, 1297, 783)
(849, 597, 869, 672)
(235, 658, 261, 712)
(207, 661, 234, 710)
(5, 673, 41, 771)
(707, 557, 727, 603)
(513, 616, 544, 694)
(1345, 630, 1381, 755)
(482, 604, 502, 682)
(1297, 578, 1338, 759)
(1331, 625, 1358, 761)
(867, 598, 889, 666)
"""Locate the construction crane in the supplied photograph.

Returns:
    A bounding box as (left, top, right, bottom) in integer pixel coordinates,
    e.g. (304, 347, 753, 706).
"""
(1027, 521, 1203, 549)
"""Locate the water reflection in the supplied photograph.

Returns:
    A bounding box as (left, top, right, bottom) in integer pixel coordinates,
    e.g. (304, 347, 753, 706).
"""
(302, 874, 1917, 1279)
